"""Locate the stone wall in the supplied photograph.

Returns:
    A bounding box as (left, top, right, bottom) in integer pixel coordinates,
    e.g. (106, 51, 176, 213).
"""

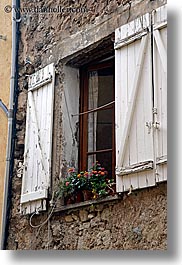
(6, 0, 167, 250)
(7, 183, 167, 250)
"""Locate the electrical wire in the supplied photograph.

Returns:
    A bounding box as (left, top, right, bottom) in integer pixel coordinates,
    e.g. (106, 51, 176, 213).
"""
(29, 204, 55, 230)
(72, 100, 115, 117)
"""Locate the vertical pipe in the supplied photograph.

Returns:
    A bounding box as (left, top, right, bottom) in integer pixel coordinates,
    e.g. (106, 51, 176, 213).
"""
(0, 0, 17, 250)
(150, 10, 158, 183)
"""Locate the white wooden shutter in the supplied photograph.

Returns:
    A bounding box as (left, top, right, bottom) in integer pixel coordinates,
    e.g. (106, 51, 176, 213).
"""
(20, 63, 55, 215)
(115, 6, 167, 193)
(153, 5, 167, 182)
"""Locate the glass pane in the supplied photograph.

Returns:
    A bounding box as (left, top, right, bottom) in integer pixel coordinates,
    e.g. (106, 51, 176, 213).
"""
(87, 152, 113, 177)
(88, 109, 113, 152)
(87, 67, 114, 153)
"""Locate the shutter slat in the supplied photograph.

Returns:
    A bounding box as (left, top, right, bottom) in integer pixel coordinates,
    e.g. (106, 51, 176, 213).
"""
(153, 7, 167, 183)
(116, 35, 148, 170)
(21, 189, 48, 204)
(153, 29, 167, 72)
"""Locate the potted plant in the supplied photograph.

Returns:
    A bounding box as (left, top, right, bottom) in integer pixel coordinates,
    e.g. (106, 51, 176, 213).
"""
(56, 168, 88, 204)
(89, 162, 115, 199)
(56, 162, 115, 205)
(56, 173, 75, 205)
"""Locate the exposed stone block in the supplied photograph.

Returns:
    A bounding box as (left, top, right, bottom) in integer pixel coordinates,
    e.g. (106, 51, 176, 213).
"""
(65, 215, 73, 222)
(79, 210, 88, 222)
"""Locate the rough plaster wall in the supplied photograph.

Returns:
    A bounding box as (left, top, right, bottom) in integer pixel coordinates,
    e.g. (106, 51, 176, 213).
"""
(19, 0, 167, 65)
(6, 0, 167, 249)
(6, 183, 167, 250)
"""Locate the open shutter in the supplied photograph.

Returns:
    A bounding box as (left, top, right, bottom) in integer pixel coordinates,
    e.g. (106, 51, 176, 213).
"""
(115, 12, 155, 192)
(20, 63, 55, 215)
(153, 5, 167, 182)
(115, 5, 167, 193)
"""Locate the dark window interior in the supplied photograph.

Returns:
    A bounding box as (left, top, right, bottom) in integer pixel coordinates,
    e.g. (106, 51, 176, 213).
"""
(79, 60, 115, 177)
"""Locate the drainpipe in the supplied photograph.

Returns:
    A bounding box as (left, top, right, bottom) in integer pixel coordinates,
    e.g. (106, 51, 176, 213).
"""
(0, 99, 8, 117)
(0, 0, 19, 250)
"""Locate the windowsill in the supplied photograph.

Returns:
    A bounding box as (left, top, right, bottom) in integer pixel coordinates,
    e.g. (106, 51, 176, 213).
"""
(54, 194, 121, 213)
(53, 182, 167, 214)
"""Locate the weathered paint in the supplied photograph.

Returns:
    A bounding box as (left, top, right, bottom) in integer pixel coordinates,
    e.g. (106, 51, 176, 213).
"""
(115, 5, 167, 192)
(21, 64, 55, 214)
(61, 65, 80, 170)
(153, 5, 167, 182)
(0, 0, 12, 238)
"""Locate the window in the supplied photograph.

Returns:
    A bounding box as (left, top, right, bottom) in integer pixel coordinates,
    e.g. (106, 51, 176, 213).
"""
(79, 60, 115, 177)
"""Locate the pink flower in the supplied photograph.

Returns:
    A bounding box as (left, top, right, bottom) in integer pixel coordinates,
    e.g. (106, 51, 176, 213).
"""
(65, 181, 70, 186)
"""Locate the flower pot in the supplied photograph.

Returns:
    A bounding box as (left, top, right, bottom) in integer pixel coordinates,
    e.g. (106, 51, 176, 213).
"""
(75, 191, 84, 203)
(64, 195, 75, 205)
(82, 190, 93, 201)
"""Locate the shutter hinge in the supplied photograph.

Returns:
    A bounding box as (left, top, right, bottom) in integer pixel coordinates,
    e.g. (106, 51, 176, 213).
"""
(152, 107, 157, 114)
(153, 121, 160, 130)
(145, 121, 152, 134)
(145, 120, 160, 132)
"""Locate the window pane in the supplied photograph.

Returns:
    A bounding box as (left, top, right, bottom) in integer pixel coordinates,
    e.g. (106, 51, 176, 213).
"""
(87, 152, 113, 177)
(87, 67, 114, 153)
(88, 109, 113, 152)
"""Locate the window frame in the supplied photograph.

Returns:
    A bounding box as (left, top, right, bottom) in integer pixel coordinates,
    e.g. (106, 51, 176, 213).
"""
(79, 59, 115, 176)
